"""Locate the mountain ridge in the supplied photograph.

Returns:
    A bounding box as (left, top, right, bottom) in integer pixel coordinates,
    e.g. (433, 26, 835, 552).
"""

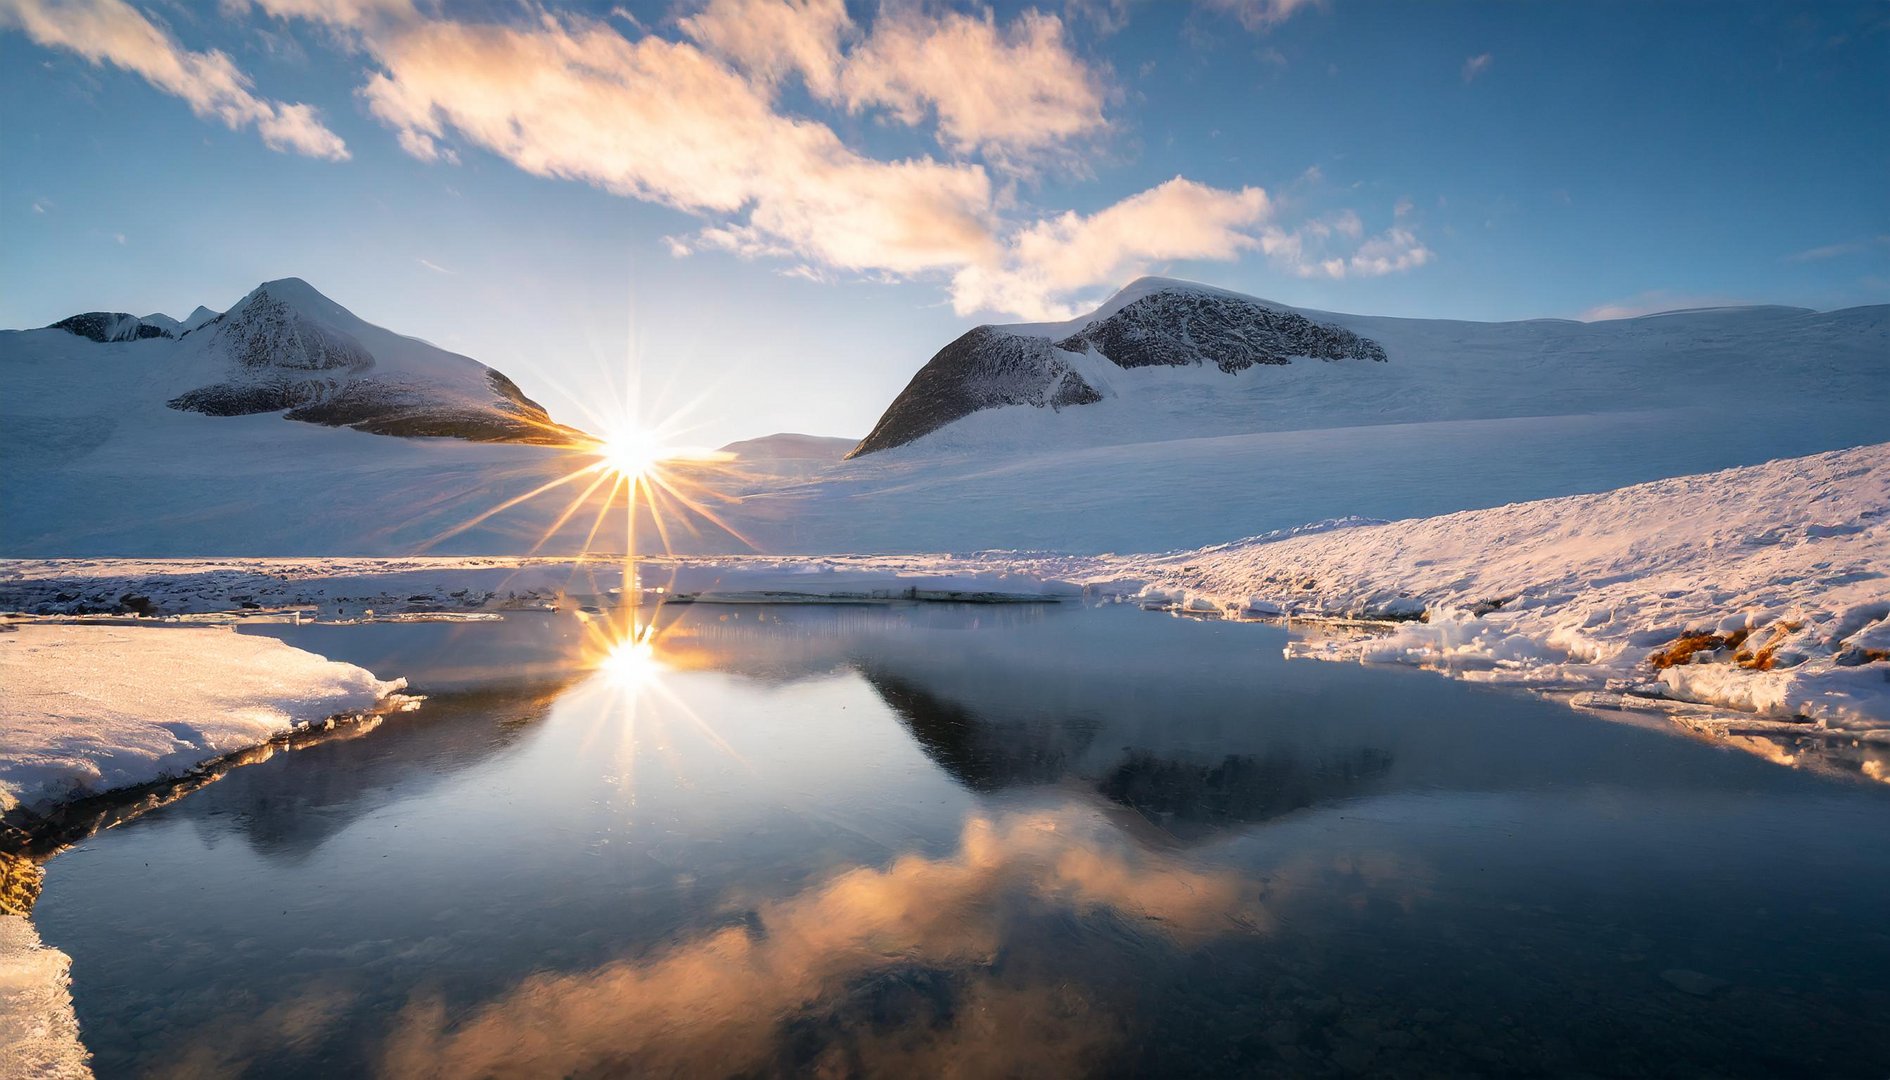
(850, 278, 1391, 457)
(25, 278, 580, 446)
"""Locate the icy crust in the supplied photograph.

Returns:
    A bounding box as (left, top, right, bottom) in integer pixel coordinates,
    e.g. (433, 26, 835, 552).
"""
(1125, 444, 1890, 732)
(0, 915, 90, 1080)
(0, 557, 1091, 616)
(0, 624, 404, 814)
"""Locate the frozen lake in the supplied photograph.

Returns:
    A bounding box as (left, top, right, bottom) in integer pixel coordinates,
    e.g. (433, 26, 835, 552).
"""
(32, 603, 1890, 1076)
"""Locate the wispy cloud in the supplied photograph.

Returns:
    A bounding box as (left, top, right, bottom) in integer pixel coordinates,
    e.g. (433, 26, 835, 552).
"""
(0, 0, 348, 159)
(1461, 52, 1492, 83)
(831, 7, 1109, 168)
(1199, 0, 1322, 32)
(954, 176, 1274, 319)
(1578, 290, 1747, 321)
(1260, 211, 1432, 280)
(416, 257, 453, 274)
(1784, 236, 1890, 263)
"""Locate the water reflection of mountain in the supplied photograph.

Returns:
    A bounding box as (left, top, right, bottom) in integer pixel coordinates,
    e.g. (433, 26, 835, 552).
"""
(171, 681, 570, 861)
(861, 669, 1100, 792)
(1100, 747, 1394, 835)
(862, 665, 1393, 833)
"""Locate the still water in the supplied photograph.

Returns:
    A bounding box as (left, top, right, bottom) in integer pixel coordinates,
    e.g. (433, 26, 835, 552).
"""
(33, 603, 1890, 1077)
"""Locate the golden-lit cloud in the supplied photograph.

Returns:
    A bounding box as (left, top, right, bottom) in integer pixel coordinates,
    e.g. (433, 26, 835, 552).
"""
(0, 0, 348, 159)
(678, 0, 851, 98)
(109, 0, 1429, 319)
(377, 809, 1263, 1077)
(952, 176, 1274, 320)
(343, 10, 1002, 276)
(836, 7, 1108, 164)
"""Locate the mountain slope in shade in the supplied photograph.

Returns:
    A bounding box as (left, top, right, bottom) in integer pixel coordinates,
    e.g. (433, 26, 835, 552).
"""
(47, 311, 175, 343)
(155, 278, 578, 444)
(851, 278, 1385, 456)
(17, 278, 578, 446)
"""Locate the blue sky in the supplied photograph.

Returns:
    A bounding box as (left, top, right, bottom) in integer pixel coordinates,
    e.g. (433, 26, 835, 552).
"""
(3, 0, 1886, 444)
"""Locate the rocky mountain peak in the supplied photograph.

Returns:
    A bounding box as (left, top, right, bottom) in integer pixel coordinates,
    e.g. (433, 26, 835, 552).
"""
(848, 280, 1389, 457)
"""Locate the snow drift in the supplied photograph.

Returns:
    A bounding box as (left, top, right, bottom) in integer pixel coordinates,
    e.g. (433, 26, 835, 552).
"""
(0, 624, 404, 815)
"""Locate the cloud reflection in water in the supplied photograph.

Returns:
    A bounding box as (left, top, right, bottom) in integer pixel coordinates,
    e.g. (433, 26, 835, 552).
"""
(378, 808, 1265, 1078)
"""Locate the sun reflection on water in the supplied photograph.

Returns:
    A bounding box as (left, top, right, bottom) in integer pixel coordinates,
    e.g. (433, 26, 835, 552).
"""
(563, 598, 753, 810)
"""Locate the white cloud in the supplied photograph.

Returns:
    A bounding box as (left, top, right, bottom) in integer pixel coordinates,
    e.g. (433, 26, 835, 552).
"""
(1784, 236, 1890, 263)
(682, 0, 1108, 168)
(416, 256, 453, 274)
(0, 0, 348, 159)
(1347, 226, 1432, 276)
(1259, 212, 1432, 280)
(837, 8, 1108, 165)
(1577, 291, 1746, 321)
(225, 1, 1428, 319)
(1461, 52, 1492, 83)
(952, 176, 1272, 320)
(679, 0, 850, 98)
(352, 13, 998, 276)
(1200, 0, 1321, 32)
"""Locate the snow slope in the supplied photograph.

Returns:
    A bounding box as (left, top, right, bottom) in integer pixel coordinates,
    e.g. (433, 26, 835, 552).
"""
(851, 278, 1389, 455)
(1, 279, 601, 556)
(1122, 442, 1890, 734)
(0, 624, 404, 814)
(4, 276, 1886, 557)
(854, 277, 1889, 457)
(3, 443, 1885, 743)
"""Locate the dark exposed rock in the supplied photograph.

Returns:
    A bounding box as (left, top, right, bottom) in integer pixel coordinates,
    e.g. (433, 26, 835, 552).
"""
(1057, 290, 1386, 371)
(49, 312, 172, 342)
(167, 380, 330, 416)
(163, 282, 580, 445)
(282, 371, 571, 444)
(849, 283, 1388, 456)
(849, 326, 1102, 457)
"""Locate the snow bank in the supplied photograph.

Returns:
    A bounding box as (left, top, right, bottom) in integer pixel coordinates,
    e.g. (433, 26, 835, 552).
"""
(1122, 444, 1890, 731)
(0, 624, 404, 814)
(0, 915, 89, 1079)
(3, 445, 1884, 743)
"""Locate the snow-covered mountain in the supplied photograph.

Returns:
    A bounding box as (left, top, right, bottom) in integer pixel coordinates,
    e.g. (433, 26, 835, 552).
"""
(850, 277, 1889, 458)
(852, 278, 1387, 455)
(3, 275, 1886, 557)
(17, 278, 577, 445)
(0, 279, 614, 556)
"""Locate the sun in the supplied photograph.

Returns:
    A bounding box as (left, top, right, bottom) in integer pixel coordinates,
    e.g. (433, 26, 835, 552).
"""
(597, 630, 657, 688)
(593, 426, 670, 486)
